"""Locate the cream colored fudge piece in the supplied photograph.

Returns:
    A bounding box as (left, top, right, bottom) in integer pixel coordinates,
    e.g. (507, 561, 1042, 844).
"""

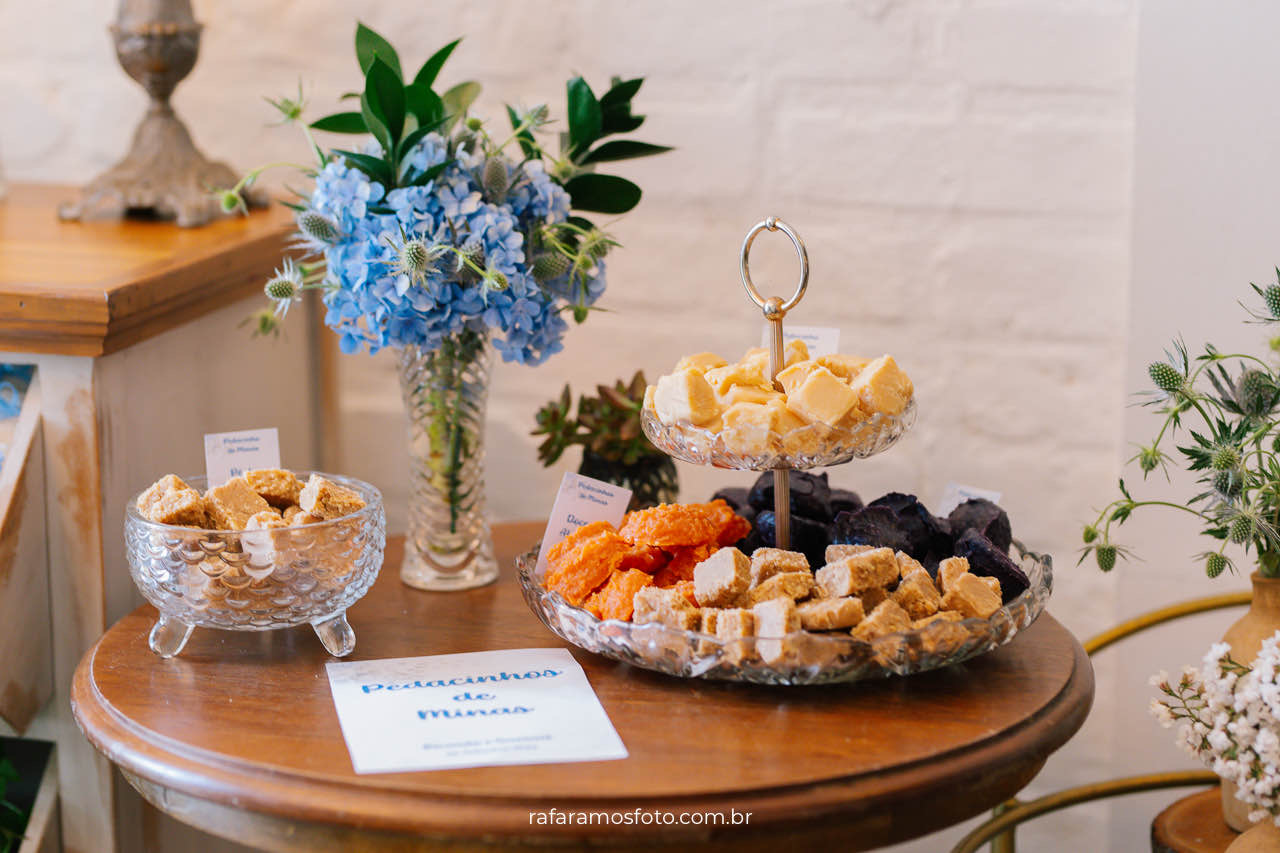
(893, 572, 942, 620)
(719, 384, 783, 408)
(784, 339, 809, 367)
(140, 486, 208, 527)
(693, 546, 752, 608)
(652, 368, 721, 427)
(299, 474, 367, 520)
(942, 573, 1002, 619)
(749, 548, 810, 585)
(816, 353, 872, 381)
(785, 366, 859, 427)
(675, 352, 729, 374)
(775, 360, 817, 396)
(245, 509, 288, 530)
(797, 597, 864, 631)
(767, 398, 809, 433)
(700, 608, 723, 635)
(849, 354, 913, 417)
(743, 571, 814, 607)
(205, 477, 273, 530)
(753, 597, 802, 665)
(979, 576, 1002, 599)
(825, 543, 874, 563)
(742, 347, 769, 371)
(895, 551, 928, 580)
(643, 385, 657, 411)
(244, 468, 303, 509)
(814, 547, 898, 598)
(720, 402, 784, 454)
(706, 361, 774, 399)
(714, 607, 755, 640)
(937, 557, 971, 594)
(851, 599, 912, 641)
(632, 586, 700, 631)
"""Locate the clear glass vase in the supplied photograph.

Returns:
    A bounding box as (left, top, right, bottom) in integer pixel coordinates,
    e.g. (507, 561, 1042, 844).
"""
(398, 329, 498, 590)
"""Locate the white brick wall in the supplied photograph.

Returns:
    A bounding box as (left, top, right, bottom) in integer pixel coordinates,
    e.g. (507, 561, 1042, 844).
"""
(3, 1, 1142, 849)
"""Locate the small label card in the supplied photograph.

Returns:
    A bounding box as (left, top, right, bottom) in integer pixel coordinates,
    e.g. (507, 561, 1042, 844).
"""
(204, 427, 281, 487)
(534, 472, 632, 576)
(326, 648, 628, 774)
(761, 325, 841, 358)
(937, 482, 1004, 516)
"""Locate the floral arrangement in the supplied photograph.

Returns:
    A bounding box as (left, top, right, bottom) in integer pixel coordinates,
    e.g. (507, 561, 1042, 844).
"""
(0, 752, 25, 853)
(1152, 632, 1280, 824)
(1083, 274, 1280, 577)
(224, 22, 669, 365)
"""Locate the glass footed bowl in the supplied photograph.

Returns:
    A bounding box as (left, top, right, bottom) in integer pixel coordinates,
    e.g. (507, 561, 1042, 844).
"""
(125, 472, 386, 659)
(517, 541, 1052, 686)
(641, 398, 917, 470)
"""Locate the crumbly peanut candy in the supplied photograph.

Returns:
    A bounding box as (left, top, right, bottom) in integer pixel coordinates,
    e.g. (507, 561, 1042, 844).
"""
(942, 573, 1001, 619)
(299, 474, 366, 520)
(815, 547, 897, 597)
(895, 551, 928, 580)
(912, 611, 965, 629)
(749, 547, 810, 585)
(785, 366, 859, 427)
(632, 586, 699, 631)
(851, 599, 912, 641)
(693, 546, 751, 608)
(797, 597, 864, 631)
(775, 360, 816, 396)
(141, 487, 208, 526)
(937, 557, 970, 594)
(978, 576, 1002, 599)
(849, 354, 913, 417)
(825, 543, 874, 563)
(244, 468, 303, 509)
(861, 586, 889, 611)
(753, 597, 802, 664)
(700, 608, 723, 634)
(674, 352, 729, 374)
(714, 608, 755, 640)
(290, 511, 324, 526)
(204, 477, 273, 530)
(653, 368, 720, 427)
(137, 473, 191, 512)
(282, 505, 305, 522)
(893, 572, 942, 620)
(744, 571, 815, 607)
(245, 509, 288, 530)
(815, 354, 871, 381)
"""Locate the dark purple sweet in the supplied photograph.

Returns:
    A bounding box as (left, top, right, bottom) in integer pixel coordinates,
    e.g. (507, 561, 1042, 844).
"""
(746, 471, 832, 520)
(948, 499, 1012, 554)
(867, 492, 953, 567)
(711, 487, 751, 514)
(831, 506, 913, 555)
(953, 529, 1028, 604)
(829, 488, 863, 516)
(753, 510, 830, 568)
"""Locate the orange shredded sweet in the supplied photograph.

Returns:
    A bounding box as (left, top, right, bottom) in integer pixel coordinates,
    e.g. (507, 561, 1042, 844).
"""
(618, 503, 718, 548)
(619, 544, 669, 574)
(545, 520, 616, 566)
(700, 499, 752, 546)
(544, 524, 633, 606)
(584, 569, 654, 621)
(653, 543, 716, 587)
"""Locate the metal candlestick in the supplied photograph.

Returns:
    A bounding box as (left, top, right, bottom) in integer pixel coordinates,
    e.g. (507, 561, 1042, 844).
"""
(59, 0, 264, 227)
(739, 216, 809, 550)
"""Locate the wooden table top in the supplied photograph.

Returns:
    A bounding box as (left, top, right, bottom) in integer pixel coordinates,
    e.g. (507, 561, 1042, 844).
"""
(0, 183, 292, 356)
(1151, 788, 1236, 853)
(72, 523, 1094, 852)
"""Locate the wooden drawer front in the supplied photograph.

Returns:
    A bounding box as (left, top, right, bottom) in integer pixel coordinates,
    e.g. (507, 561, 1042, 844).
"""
(0, 373, 51, 734)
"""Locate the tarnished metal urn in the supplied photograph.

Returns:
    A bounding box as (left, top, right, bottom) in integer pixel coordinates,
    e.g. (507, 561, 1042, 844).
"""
(60, 0, 262, 227)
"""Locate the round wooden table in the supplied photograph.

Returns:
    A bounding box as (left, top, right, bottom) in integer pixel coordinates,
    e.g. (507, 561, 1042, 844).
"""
(1151, 788, 1236, 853)
(72, 523, 1094, 852)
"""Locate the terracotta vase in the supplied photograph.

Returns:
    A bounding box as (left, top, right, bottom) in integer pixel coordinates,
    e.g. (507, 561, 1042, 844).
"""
(1221, 572, 1280, 832)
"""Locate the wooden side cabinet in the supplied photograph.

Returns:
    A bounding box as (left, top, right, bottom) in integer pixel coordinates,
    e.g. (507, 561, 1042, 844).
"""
(0, 184, 326, 853)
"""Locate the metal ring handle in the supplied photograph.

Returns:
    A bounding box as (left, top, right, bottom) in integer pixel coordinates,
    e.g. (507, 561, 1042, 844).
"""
(740, 217, 809, 316)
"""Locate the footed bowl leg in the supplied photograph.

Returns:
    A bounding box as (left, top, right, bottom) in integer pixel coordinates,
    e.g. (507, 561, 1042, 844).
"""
(149, 615, 194, 658)
(312, 611, 356, 657)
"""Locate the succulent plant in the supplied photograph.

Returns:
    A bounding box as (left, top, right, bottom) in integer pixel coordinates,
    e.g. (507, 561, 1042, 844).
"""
(532, 371, 661, 467)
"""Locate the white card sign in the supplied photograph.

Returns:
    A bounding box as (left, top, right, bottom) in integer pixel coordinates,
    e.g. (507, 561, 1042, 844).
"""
(937, 482, 1004, 516)
(534, 473, 632, 575)
(204, 427, 281, 487)
(761, 325, 841, 357)
(326, 648, 628, 774)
